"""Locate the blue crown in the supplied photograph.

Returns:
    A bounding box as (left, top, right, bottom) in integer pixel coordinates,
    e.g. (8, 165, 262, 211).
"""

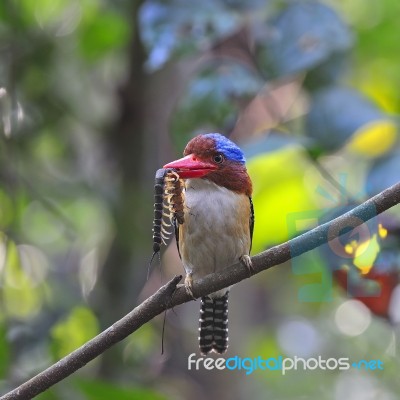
(204, 133, 246, 164)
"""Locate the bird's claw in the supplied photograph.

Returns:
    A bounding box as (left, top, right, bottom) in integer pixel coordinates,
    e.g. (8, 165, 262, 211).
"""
(240, 255, 254, 275)
(184, 273, 196, 300)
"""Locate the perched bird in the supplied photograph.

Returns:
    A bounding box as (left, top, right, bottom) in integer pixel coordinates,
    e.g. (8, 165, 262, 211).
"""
(163, 133, 254, 355)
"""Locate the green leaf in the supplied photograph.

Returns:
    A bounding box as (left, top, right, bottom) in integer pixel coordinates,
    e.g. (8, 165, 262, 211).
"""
(19, 0, 68, 28)
(3, 240, 43, 318)
(35, 389, 59, 400)
(78, 12, 130, 61)
(0, 2, 6, 22)
(0, 324, 10, 378)
(50, 306, 99, 359)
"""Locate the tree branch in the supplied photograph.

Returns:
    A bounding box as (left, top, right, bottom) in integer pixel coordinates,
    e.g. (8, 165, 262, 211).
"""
(2, 182, 400, 400)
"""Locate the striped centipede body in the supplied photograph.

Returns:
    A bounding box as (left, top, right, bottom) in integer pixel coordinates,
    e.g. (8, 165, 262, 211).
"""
(150, 168, 185, 266)
(164, 169, 185, 225)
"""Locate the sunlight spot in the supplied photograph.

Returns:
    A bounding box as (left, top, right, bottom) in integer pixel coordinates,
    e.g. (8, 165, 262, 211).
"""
(335, 300, 371, 336)
(16, 102, 25, 123)
(0, 87, 12, 137)
(344, 241, 357, 255)
(79, 248, 99, 299)
(388, 284, 400, 325)
(385, 331, 397, 357)
(378, 223, 388, 239)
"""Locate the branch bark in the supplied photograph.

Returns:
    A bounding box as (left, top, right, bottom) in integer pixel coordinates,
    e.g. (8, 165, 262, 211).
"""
(2, 181, 400, 400)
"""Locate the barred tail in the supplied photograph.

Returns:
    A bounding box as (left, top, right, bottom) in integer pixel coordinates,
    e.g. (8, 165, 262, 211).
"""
(199, 292, 229, 355)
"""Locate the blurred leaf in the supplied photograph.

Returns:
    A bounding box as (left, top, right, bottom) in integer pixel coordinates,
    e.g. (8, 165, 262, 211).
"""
(346, 120, 397, 157)
(366, 152, 400, 196)
(63, 197, 112, 248)
(304, 52, 349, 90)
(0, 189, 14, 229)
(0, 324, 10, 378)
(243, 131, 311, 159)
(355, 60, 400, 113)
(78, 12, 130, 61)
(139, 0, 240, 70)
(218, 0, 266, 9)
(21, 202, 65, 248)
(306, 86, 386, 152)
(124, 323, 157, 363)
(51, 306, 99, 359)
(247, 146, 320, 252)
(171, 62, 262, 148)
(32, 130, 66, 161)
(19, 0, 68, 28)
(0, 2, 6, 21)
(35, 388, 59, 400)
(352, 234, 380, 275)
(256, 1, 353, 77)
(3, 240, 42, 318)
(75, 379, 167, 400)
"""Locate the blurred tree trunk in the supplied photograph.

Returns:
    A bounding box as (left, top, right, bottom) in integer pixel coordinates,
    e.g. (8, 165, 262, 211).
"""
(95, 0, 148, 376)
(95, 1, 207, 377)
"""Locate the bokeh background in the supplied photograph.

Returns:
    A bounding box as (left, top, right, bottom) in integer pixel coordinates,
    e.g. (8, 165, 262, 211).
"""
(1, 0, 400, 399)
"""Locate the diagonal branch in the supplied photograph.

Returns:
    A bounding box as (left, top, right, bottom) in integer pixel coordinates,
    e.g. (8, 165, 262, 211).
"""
(2, 181, 400, 400)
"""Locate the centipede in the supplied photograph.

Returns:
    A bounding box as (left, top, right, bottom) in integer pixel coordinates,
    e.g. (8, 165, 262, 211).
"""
(164, 169, 185, 226)
(149, 168, 185, 271)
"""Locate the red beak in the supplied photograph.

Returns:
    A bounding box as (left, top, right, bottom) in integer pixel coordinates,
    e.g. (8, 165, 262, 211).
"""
(163, 154, 217, 179)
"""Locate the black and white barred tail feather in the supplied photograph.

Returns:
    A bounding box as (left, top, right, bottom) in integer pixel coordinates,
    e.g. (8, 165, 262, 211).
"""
(199, 292, 229, 355)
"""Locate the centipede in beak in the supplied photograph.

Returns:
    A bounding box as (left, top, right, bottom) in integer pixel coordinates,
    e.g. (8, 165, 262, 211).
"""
(149, 168, 185, 270)
(164, 169, 185, 225)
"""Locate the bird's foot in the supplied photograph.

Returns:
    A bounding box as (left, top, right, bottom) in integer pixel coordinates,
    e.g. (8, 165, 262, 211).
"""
(184, 273, 196, 300)
(240, 255, 254, 276)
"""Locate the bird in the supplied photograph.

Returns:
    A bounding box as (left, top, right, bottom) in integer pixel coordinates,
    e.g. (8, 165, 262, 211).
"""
(163, 133, 254, 355)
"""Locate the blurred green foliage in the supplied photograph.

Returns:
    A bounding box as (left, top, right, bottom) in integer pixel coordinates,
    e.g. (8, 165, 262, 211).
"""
(75, 379, 167, 400)
(0, 0, 400, 399)
(51, 306, 99, 359)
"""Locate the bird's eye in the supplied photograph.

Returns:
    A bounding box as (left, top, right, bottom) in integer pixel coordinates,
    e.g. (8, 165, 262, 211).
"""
(213, 154, 224, 164)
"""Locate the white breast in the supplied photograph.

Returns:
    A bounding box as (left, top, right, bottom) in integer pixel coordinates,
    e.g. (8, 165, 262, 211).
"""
(179, 178, 251, 289)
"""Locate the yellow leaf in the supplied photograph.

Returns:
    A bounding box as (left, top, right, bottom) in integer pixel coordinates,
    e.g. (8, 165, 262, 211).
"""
(353, 234, 380, 275)
(346, 120, 397, 157)
(247, 147, 320, 252)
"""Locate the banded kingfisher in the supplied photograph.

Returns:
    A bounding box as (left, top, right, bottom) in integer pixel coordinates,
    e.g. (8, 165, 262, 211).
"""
(163, 133, 254, 355)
